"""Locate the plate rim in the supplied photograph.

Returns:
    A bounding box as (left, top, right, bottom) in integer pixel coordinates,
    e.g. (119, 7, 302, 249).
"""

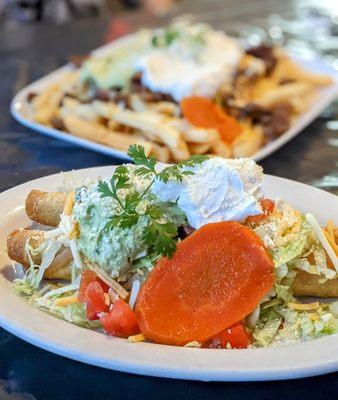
(0, 166, 338, 381)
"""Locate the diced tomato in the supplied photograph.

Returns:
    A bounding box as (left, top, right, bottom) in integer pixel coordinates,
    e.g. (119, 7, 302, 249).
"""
(84, 281, 107, 320)
(246, 199, 275, 225)
(204, 323, 251, 349)
(100, 299, 140, 338)
(78, 270, 97, 302)
(98, 278, 109, 293)
(78, 270, 109, 302)
(86, 299, 99, 321)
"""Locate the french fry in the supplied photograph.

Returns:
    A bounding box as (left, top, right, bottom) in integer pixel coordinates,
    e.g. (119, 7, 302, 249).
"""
(273, 55, 333, 87)
(232, 125, 263, 158)
(91, 100, 119, 119)
(61, 97, 99, 121)
(181, 126, 219, 144)
(211, 140, 231, 158)
(111, 109, 190, 161)
(62, 114, 154, 155)
(255, 82, 313, 108)
(33, 85, 63, 125)
(188, 142, 212, 155)
(151, 144, 171, 163)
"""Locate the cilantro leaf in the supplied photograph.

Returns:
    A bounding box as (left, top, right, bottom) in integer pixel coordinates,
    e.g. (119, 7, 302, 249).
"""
(97, 180, 114, 198)
(142, 220, 178, 258)
(128, 145, 156, 173)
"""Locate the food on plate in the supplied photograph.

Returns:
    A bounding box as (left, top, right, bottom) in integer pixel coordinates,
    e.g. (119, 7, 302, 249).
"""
(26, 21, 332, 162)
(7, 145, 338, 348)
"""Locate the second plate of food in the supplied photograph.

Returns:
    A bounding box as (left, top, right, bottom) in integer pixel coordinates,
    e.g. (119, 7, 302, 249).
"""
(11, 21, 338, 162)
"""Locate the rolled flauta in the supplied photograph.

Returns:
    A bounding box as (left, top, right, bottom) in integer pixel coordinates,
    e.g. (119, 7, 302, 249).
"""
(7, 228, 72, 280)
(292, 270, 338, 297)
(25, 190, 67, 227)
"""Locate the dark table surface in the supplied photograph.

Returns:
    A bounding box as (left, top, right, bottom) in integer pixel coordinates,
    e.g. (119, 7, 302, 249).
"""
(1, 1, 338, 399)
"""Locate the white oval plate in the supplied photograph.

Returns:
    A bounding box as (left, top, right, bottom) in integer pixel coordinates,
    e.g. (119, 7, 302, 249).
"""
(10, 34, 338, 162)
(0, 167, 337, 381)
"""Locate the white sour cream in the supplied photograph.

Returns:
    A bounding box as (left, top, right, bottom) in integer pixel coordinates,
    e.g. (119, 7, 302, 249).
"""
(138, 28, 243, 102)
(152, 158, 263, 229)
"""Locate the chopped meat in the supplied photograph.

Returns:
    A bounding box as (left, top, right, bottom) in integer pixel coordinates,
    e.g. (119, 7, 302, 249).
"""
(94, 89, 111, 102)
(239, 103, 272, 124)
(27, 92, 37, 103)
(130, 72, 176, 103)
(262, 103, 292, 140)
(279, 78, 296, 85)
(246, 45, 277, 75)
(50, 116, 66, 131)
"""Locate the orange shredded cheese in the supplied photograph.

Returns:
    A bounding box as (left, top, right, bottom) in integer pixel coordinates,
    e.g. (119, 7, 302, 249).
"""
(128, 334, 145, 343)
(63, 191, 75, 216)
(287, 301, 319, 311)
(54, 296, 79, 307)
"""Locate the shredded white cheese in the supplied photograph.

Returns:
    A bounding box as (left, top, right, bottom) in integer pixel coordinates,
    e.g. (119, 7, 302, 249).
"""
(305, 213, 338, 273)
(129, 280, 141, 310)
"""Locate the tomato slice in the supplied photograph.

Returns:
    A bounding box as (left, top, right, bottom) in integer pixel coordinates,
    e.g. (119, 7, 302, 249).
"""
(100, 299, 140, 338)
(78, 270, 109, 302)
(78, 270, 97, 302)
(204, 323, 251, 349)
(135, 221, 274, 346)
(84, 281, 107, 320)
(246, 199, 275, 225)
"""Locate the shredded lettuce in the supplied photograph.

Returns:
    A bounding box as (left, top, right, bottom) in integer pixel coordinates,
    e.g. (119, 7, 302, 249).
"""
(275, 284, 295, 303)
(37, 299, 101, 329)
(253, 308, 282, 346)
(254, 305, 338, 347)
(270, 219, 310, 267)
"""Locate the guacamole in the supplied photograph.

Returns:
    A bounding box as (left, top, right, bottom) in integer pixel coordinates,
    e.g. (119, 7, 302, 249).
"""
(73, 166, 185, 279)
(80, 31, 151, 89)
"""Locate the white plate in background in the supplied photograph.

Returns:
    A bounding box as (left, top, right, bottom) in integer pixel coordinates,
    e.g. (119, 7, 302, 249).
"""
(10, 35, 338, 162)
(0, 166, 337, 381)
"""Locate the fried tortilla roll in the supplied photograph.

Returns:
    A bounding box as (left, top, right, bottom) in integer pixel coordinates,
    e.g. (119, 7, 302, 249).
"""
(25, 190, 67, 227)
(7, 229, 72, 279)
(292, 270, 338, 297)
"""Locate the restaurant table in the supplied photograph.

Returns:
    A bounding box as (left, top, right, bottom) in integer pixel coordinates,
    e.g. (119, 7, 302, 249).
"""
(1, 0, 338, 398)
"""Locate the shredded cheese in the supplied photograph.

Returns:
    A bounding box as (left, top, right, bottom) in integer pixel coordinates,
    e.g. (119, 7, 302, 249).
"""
(288, 301, 320, 311)
(54, 296, 79, 307)
(63, 191, 75, 216)
(305, 213, 338, 273)
(129, 280, 140, 310)
(104, 293, 110, 306)
(128, 334, 145, 343)
(86, 260, 129, 300)
(323, 229, 338, 256)
(184, 341, 202, 348)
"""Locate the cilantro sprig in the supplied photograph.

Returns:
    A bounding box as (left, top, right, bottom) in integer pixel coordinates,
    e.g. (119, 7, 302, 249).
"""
(97, 145, 207, 258)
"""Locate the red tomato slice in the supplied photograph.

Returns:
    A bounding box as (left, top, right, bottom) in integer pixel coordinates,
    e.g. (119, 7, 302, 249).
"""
(204, 323, 251, 349)
(78, 270, 97, 302)
(84, 281, 107, 320)
(246, 199, 275, 225)
(100, 299, 140, 338)
(78, 270, 109, 302)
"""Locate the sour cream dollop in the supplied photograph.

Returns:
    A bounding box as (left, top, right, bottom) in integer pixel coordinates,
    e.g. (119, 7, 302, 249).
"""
(152, 158, 264, 229)
(138, 27, 243, 102)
